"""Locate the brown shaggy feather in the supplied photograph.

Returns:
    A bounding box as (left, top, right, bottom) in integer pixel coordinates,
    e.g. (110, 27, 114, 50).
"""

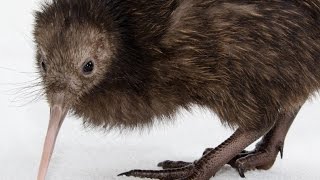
(34, 0, 320, 131)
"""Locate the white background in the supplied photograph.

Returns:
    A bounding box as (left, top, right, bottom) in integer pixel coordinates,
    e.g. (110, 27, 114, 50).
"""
(1, 1, 320, 179)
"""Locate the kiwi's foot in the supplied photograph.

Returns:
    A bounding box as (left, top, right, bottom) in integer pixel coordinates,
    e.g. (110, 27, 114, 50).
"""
(155, 144, 282, 179)
(229, 143, 284, 178)
(119, 128, 274, 180)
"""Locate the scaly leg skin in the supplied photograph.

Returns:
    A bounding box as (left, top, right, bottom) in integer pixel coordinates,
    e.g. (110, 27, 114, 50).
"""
(157, 105, 302, 178)
(229, 105, 302, 177)
(157, 149, 249, 170)
(118, 127, 272, 180)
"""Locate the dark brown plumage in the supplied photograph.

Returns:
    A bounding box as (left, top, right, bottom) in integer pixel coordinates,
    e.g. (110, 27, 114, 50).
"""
(34, 0, 320, 179)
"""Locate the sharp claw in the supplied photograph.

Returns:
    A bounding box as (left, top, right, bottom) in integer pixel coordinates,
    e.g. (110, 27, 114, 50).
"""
(157, 160, 168, 167)
(237, 164, 246, 178)
(202, 148, 213, 155)
(239, 150, 251, 155)
(118, 173, 126, 177)
(118, 170, 135, 177)
(278, 145, 284, 159)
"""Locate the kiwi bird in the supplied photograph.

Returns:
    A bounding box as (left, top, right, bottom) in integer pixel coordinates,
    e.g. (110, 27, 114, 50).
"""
(34, 0, 320, 179)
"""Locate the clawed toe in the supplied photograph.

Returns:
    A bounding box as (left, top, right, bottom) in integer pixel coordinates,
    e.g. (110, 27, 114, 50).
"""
(235, 163, 246, 178)
(231, 147, 282, 178)
(157, 147, 214, 170)
(118, 164, 196, 179)
(158, 160, 193, 169)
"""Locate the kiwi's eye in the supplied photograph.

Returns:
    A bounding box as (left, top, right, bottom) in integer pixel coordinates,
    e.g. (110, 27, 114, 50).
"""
(82, 60, 94, 75)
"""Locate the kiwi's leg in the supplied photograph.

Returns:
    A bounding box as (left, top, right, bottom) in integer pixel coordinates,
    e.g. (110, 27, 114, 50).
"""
(118, 127, 272, 179)
(157, 104, 302, 178)
(229, 105, 302, 177)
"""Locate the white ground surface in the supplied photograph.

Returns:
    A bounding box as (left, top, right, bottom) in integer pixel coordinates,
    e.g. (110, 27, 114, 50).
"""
(1, 1, 320, 180)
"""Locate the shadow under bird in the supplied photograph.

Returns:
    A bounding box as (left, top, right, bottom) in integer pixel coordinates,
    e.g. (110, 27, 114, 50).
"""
(34, 0, 320, 179)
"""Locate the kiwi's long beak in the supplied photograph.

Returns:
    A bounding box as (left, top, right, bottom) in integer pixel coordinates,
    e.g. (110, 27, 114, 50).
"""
(37, 95, 68, 180)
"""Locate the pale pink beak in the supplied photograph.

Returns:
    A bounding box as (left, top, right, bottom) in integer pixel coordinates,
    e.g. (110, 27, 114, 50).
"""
(37, 95, 68, 180)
